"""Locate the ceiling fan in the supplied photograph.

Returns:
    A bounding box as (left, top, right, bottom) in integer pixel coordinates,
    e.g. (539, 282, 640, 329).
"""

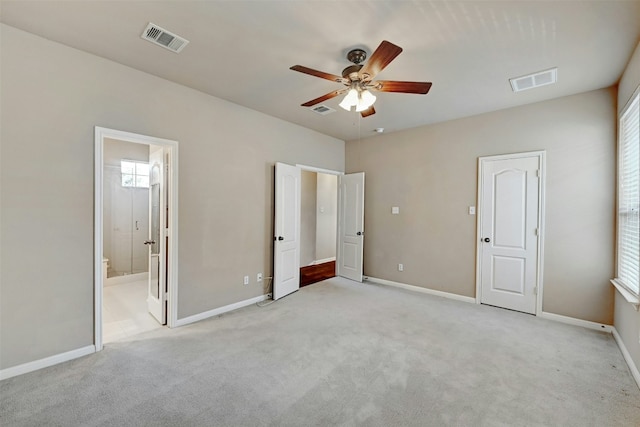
(290, 40, 432, 118)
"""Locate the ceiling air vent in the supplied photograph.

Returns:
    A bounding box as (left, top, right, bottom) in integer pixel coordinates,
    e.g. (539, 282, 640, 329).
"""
(509, 68, 557, 93)
(310, 105, 336, 115)
(141, 23, 189, 53)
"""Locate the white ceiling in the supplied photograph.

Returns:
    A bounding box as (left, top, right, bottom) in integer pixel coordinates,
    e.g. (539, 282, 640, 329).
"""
(2, 1, 640, 141)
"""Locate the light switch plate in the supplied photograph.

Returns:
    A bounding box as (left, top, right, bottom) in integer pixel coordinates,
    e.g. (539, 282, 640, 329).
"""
(392, 206, 400, 214)
(469, 206, 476, 215)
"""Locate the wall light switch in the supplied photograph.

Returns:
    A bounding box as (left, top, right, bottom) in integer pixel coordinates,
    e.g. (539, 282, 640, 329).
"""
(468, 206, 476, 215)
(392, 207, 400, 215)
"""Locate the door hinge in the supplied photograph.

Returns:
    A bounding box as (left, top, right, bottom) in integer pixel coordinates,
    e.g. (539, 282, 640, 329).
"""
(535, 169, 540, 178)
(534, 228, 539, 236)
(533, 286, 538, 295)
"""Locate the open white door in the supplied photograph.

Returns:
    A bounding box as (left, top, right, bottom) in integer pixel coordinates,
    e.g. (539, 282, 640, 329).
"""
(338, 172, 365, 282)
(273, 162, 301, 300)
(146, 146, 167, 324)
(478, 153, 542, 314)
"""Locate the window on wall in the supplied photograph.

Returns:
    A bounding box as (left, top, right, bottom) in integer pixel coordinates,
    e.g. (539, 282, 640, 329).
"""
(616, 91, 640, 297)
(121, 160, 149, 188)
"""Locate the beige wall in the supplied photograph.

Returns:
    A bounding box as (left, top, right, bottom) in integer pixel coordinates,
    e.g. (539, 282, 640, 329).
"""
(347, 88, 616, 324)
(300, 171, 318, 266)
(0, 25, 344, 370)
(616, 41, 640, 376)
(315, 173, 337, 261)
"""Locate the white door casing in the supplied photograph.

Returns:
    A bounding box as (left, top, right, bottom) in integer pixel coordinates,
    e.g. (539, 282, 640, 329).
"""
(338, 172, 365, 282)
(147, 145, 167, 324)
(273, 162, 301, 300)
(95, 126, 178, 352)
(477, 152, 544, 314)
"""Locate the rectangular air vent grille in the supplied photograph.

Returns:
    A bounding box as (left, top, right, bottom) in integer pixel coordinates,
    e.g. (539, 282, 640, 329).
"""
(510, 68, 557, 93)
(141, 23, 189, 53)
(311, 105, 336, 115)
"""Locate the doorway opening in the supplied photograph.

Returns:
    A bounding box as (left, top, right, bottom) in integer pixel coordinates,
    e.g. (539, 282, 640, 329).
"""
(102, 139, 159, 343)
(300, 170, 338, 287)
(94, 127, 179, 351)
(273, 163, 364, 300)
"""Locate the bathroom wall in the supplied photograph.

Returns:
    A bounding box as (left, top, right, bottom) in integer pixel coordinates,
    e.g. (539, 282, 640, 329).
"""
(103, 138, 150, 277)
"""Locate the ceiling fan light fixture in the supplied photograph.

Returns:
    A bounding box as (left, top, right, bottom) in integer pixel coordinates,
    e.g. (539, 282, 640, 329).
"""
(356, 90, 376, 111)
(339, 88, 359, 110)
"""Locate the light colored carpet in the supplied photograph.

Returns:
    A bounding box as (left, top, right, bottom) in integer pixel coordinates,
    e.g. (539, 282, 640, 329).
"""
(1, 277, 639, 426)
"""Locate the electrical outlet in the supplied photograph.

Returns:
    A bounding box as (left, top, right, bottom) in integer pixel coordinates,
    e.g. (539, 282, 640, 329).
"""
(398, 263, 404, 272)
(257, 273, 263, 282)
(243, 275, 249, 285)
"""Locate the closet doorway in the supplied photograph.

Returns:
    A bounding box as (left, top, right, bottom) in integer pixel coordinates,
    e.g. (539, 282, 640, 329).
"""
(300, 170, 338, 287)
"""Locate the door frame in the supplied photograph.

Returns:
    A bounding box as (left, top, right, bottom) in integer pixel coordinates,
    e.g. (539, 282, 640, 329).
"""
(475, 150, 546, 315)
(94, 127, 179, 351)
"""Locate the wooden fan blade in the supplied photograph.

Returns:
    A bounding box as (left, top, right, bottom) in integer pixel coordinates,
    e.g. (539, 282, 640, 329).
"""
(301, 89, 346, 107)
(360, 106, 376, 118)
(375, 81, 432, 94)
(290, 65, 344, 83)
(359, 40, 403, 80)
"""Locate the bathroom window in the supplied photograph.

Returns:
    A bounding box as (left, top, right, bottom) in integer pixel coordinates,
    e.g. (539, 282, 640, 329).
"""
(121, 160, 149, 188)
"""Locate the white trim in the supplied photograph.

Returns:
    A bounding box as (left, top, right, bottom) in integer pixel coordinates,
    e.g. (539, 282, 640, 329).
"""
(475, 150, 546, 316)
(539, 311, 612, 332)
(611, 279, 640, 311)
(620, 84, 640, 119)
(295, 164, 344, 175)
(365, 277, 476, 304)
(612, 327, 640, 390)
(0, 345, 95, 381)
(94, 127, 179, 353)
(173, 294, 270, 327)
(310, 257, 336, 266)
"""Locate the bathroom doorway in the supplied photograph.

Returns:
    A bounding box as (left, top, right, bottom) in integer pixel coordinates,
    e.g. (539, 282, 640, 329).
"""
(94, 127, 179, 351)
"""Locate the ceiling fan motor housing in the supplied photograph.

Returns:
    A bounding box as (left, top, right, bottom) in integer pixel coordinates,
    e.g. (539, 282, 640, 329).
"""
(342, 64, 363, 79)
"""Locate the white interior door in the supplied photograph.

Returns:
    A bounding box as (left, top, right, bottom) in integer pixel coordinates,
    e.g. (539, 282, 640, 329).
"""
(338, 172, 365, 282)
(479, 154, 541, 314)
(146, 146, 166, 324)
(273, 162, 301, 300)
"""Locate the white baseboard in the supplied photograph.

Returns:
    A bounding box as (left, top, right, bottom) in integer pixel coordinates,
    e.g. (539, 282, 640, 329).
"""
(365, 277, 476, 304)
(310, 257, 336, 266)
(0, 345, 95, 381)
(612, 327, 640, 390)
(539, 311, 612, 333)
(174, 294, 270, 327)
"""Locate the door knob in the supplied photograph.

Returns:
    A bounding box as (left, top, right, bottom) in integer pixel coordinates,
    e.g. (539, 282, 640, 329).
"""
(483, 237, 490, 243)
(357, 231, 364, 236)
(143, 240, 156, 245)
(278, 236, 284, 241)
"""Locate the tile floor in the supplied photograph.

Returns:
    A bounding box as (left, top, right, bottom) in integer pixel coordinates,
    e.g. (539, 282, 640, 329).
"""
(103, 279, 163, 343)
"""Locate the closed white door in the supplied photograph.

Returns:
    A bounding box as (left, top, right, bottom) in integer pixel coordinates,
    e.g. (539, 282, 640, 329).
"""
(478, 153, 542, 314)
(338, 172, 365, 282)
(146, 146, 166, 324)
(274, 162, 301, 300)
